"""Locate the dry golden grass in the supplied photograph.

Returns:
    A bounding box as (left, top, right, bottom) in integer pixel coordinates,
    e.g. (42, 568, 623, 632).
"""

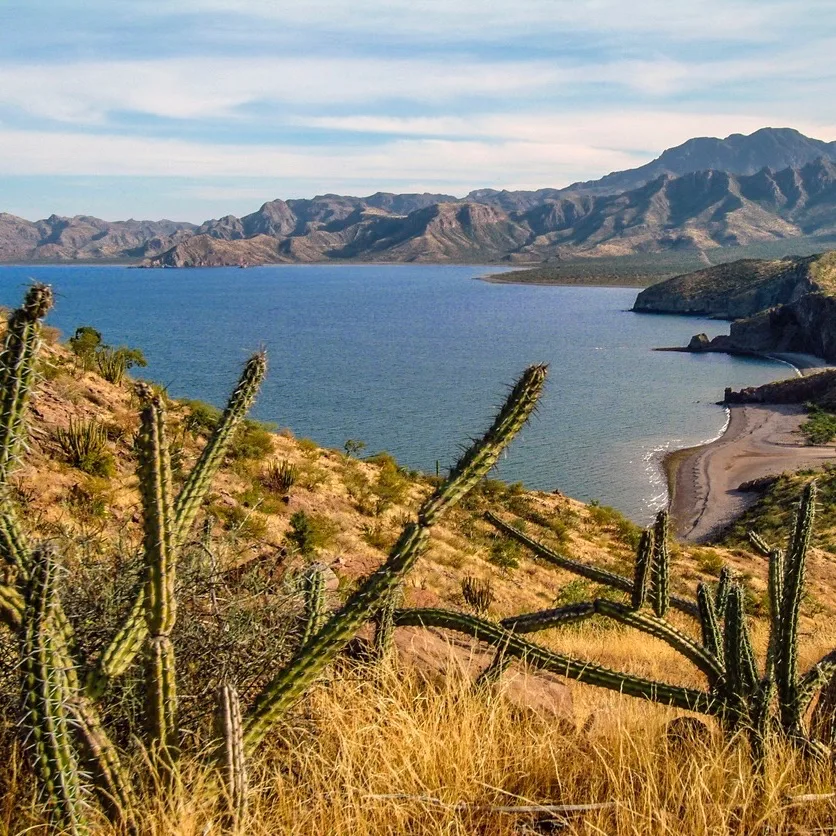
(4, 633, 835, 835)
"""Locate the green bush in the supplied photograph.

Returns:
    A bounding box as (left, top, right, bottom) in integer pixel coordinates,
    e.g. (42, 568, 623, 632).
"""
(801, 403, 836, 445)
(229, 420, 274, 461)
(55, 419, 115, 477)
(286, 510, 337, 556)
(183, 399, 222, 437)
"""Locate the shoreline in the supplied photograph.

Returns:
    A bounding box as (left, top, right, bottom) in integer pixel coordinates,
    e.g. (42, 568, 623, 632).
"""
(665, 402, 835, 543)
(665, 353, 836, 542)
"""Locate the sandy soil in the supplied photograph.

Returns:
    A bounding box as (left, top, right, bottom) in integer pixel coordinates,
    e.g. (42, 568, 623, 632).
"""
(668, 403, 836, 542)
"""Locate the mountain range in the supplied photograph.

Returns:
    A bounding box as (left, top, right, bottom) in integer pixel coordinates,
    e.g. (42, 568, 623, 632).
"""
(3, 127, 836, 266)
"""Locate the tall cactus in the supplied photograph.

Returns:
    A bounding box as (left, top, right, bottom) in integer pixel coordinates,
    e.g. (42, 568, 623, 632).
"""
(136, 391, 179, 773)
(242, 365, 547, 751)
(631, 527, 653, 610)
(19, 545, 88, 835)
(298, 563, 326, 648)
(649, 510, 670, 618)
(0, 283, 53, 487)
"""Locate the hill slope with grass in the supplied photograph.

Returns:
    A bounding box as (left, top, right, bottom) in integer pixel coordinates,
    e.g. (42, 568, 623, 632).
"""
(2, 306, 836, 833)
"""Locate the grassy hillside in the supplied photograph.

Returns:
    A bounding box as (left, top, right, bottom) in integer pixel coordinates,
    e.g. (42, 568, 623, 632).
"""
(1, 310, 835, 833)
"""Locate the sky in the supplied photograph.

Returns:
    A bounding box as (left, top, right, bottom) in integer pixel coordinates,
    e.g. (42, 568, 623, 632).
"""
(2, 1, 836, 222)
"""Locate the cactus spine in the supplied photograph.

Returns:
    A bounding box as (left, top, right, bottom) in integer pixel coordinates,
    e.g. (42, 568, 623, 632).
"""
(242, 365, 547, 751)
(373, 583, 402, 661)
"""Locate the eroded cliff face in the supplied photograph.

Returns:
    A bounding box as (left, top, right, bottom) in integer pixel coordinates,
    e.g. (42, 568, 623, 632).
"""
(637, 251, 836, 363)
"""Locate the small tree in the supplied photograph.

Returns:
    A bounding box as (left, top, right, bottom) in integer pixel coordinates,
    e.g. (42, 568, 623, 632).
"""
(68, 326, 103, 370)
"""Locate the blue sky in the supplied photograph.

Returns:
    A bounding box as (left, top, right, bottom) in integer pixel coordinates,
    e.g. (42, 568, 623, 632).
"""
(2, 0, 836, 221)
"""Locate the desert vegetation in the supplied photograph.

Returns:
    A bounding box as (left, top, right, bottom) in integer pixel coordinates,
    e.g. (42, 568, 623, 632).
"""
(0, 285, 834, 833)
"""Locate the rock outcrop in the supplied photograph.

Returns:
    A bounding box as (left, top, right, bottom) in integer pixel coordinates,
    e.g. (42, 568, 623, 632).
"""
(640, 251, 836, 363)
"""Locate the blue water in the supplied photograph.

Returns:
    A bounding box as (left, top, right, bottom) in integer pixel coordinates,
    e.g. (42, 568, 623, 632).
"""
(0, 264, 796, 523)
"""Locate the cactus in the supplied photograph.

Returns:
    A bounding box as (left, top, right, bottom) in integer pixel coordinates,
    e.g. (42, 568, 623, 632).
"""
(19, 545, 88, 835)
(136, 392, 179, 772)
(215, 684, 247, 830)
(299, 564, 326, 648)
(242, 365, 547, 751)
(0, 284, 53, 485)
(631, 527, 653, 610)
(401, 479, 835, 759)
(649, 510, 670, 618)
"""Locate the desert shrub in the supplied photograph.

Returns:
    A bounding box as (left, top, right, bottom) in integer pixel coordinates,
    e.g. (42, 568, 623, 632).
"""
(262, 459, 298, 495)
(361, 521, 392, 551)
(64, 479, 111, 522)
(55, 418, 115, 477)
(229, 419, 274, 461)
(183, 399, 222, 437)
(212, 503, 268, 539)
(692, 548, 725, 576)
(554, 578, 594, 606)
(488, 538, 520, 571)
(286, 510, 337, 556)
(297, 437, 320, 456)
(344, 438, 366, 457)
(68, 326, 103, 369)
(238, 483, 285, 515)
(461, 575, 493, 614)
(801, 403, 836, 445)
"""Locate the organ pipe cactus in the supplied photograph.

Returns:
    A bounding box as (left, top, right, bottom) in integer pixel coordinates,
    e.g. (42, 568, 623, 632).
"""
(299, 563, 326, 648)
(0, 284, 547, 828)
(430, 481, 836, 756)
(242, 364, 547, 751)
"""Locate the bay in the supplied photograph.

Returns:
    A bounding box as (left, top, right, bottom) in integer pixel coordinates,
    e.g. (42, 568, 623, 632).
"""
(0, 264, 794, 523)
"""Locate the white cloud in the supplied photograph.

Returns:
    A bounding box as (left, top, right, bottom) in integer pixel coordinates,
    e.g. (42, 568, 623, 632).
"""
(154, 0, 830, 43)
(0, 57, 571, 124)
(0, 127, 644, 187)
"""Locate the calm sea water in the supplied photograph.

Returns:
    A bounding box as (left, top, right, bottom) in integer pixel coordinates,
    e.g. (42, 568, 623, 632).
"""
(0, 264, 794, 523)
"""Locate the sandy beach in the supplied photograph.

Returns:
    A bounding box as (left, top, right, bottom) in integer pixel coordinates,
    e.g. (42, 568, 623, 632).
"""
(667, 402, 836, 542)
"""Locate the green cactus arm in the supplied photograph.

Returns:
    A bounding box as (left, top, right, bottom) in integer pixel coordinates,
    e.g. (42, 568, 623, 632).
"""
(20, 545, 88, 835)
(796, 650, 836, 720)
(84, 583, 147, 700)
(0, 580, 23, 629)
(714, 566, 732, 619)
(0, 284, 53, 486)
(723, 585, 759, 725)
(499, 602, 595, 633)
(136, 394, 179, 769)
(0, 501, 31, 579)
(765, 548, 785, 680)
(299, 564, 325, 648)
(242, 365, 546, 751)
(631, 528, 653, 610)
(748, 530, 772, 557)
(777, 481, 816, 734)
(592, 598, 724, 683)
(649, 511, 670, 618)
(419, 365, 547, 525)
(67, 696, 137, 833)
(393, 608, 715, 714)
(696, 583, 724, 666)
(173, 351, 266, 543)
(373, 583, 401, 661)
(485, 511, 700, 619)
(214, 684, 248, 828)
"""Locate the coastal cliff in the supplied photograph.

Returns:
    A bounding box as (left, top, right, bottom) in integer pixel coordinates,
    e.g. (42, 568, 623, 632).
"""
(636, 251, 836, 362)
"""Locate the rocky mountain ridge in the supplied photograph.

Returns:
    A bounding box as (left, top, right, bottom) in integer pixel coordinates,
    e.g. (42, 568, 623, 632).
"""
(4, 128, 836, 266)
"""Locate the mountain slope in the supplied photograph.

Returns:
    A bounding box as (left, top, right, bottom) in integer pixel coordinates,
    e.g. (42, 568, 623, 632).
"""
(147, 158, 836, 266)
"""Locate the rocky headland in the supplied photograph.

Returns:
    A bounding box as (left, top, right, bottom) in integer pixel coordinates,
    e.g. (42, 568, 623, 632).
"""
(635, 251, 836, 363)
